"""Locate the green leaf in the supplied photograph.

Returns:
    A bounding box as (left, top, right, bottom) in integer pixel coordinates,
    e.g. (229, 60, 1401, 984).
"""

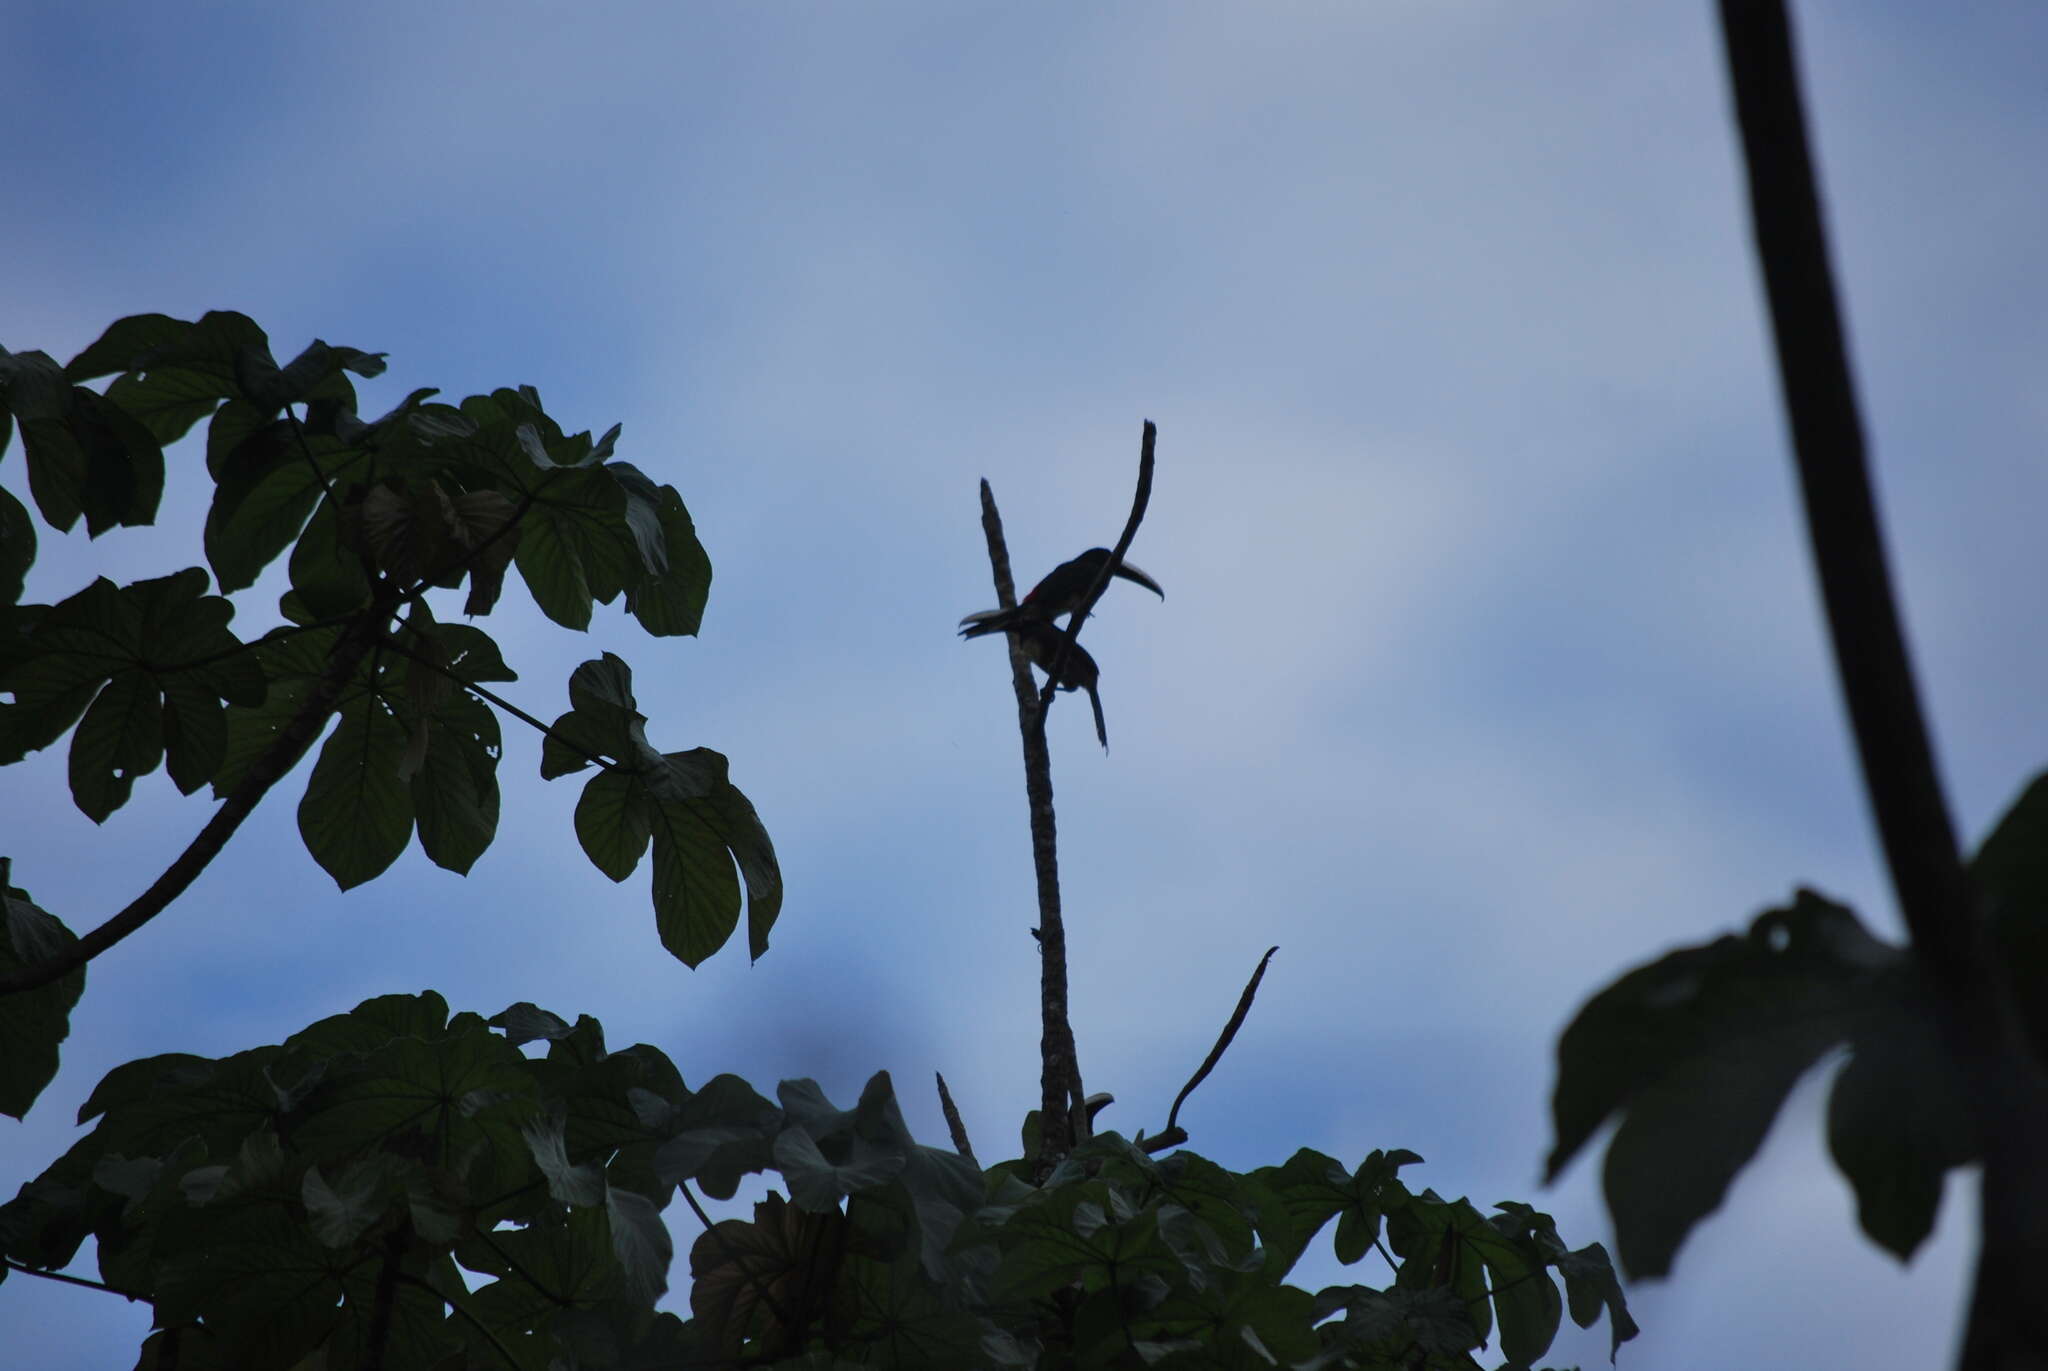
(291, 1013, 536, 1195)
(512, 467, 631, 631)
(1242, 1147, 1419, 1281)
(287, 497, 372, 618)
(204, 432, 356, 593)
(1826, 967, 1977, 1259)
(1554, 1240, 1639, 1361)
(94, 311, 270, 444)
(1548, 888, 1897, 1278)
(0, 876, 86, 1119)
(285, 990, 452, 1062)
(490, 1002, 573, 1046)
(650, 1074, 780, 1198)
(463, 1206, 627, 1345)
(2, 350, 84, 524)
(65, 313, 211, 382)
(410, 695, 500, 875)
(161, 673, 229, 794)
(154, 1208, 347, 1369)
(576, 768, 653, 881)
(241, 339, 388, 413)
(611, 464, 713, 639)
(302, 1154, 412, 1248)
(649, 794, 744, 968)
(606, 1184, 673, 1305)
(0, 483, 33, 604)
(76, 1051, 214, 1126)
(1, 571, 257, 813)
(0, 349, 159, 535)
(542, 653, 660, 779)
(298, 696, 414, 889)
(212, 624, 343, 797)
(524, 1114, 607, 1207)
(67, 670, 161, 822)
(431, 622, 516, 685)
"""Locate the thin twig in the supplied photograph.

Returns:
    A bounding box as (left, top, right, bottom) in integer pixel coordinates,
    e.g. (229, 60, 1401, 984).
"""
(1716, 5, 2048, 1367)
(0, 586, 402, 995)
(1035, 421, 1158, 738)
(1164, 947, 1277, 1138)
(170, 614, 355, 674)
(0, 1256, 147, 1301)
(375, 629, 618, 772)
(935, 1072, 977, 1165)
(976, 480, 1087, 1163)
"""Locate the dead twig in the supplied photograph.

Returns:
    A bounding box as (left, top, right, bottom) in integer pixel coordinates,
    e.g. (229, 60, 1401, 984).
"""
(977, 481, 1088, 1164)
(936, 1072, 977, 1165)
(1141, 947, 1277, 1152)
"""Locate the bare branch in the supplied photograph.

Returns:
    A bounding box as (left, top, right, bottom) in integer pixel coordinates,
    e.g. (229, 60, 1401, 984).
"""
(936, 1072, 978, 1165)
(1717, 5, 2048, 1365)
(1163, 947, 1277, 1140)
(976, 479, 1087, 1163)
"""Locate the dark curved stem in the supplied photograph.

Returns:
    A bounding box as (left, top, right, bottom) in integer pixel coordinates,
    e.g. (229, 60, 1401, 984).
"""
(0, 1256, 147, 1300)
(376, 628, 618, 772)
(1717, 5, 2048, 1367)
(0, 586, 401, 994)
(936, 1071, 977, 1164)
(1162, 946, 1277, 1138)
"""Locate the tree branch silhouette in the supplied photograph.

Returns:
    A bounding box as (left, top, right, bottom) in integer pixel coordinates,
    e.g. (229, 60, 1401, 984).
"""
(1717, 5, 2048, 1366)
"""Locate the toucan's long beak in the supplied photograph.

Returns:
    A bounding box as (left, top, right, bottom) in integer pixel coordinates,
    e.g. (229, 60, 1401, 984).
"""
(1111, 559, 1164, 601)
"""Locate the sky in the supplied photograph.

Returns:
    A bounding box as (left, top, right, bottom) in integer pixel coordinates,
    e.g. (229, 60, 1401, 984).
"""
(5, 2, 2046, 1366)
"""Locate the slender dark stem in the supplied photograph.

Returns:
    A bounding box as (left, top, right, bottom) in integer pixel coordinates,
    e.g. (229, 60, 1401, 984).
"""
(0, 1256, 147, 1300)
(362, 1225, 407, 1371)
(168, 614, 354, 674)
(1720, 0, 1969, 994)
(935, 1071, 978, 1165)
(1717, 5, 2048, 1367)
(376, 629, 618, 772)
(0, 586, 401, 994)
(1163, 946, 1277, 1137)
(976, 480, 1086, 1164)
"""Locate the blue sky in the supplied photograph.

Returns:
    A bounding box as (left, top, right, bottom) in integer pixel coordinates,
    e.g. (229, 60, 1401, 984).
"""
(6, 3, 2046, 1366)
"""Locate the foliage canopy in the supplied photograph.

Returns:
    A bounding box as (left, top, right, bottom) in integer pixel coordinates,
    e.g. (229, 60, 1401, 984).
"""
(1, 313, 1632, 1368)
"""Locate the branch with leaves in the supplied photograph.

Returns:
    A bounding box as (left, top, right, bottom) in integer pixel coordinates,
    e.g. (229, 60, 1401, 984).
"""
(0, 311, 779, 1118)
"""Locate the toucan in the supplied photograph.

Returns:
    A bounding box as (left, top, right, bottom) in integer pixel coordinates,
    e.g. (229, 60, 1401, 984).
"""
(1010, 619, 1110, 751)
(957, 548, 1164, 640)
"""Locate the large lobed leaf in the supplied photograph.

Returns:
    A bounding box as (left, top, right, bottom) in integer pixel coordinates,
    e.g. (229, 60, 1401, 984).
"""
(0, 570, 265, 821)
(1549, 889, 1929, 1276)
(546, 654, 782, 966)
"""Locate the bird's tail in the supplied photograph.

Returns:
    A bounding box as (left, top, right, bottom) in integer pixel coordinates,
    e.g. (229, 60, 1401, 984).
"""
(958, 605, 1052, 639)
